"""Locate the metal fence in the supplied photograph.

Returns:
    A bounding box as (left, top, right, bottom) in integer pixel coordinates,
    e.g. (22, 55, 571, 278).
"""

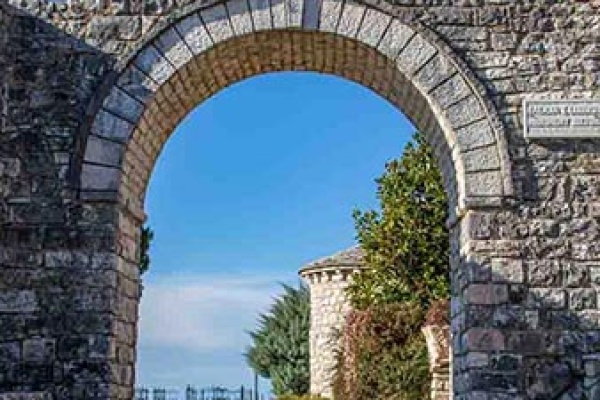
(135, 385, 266, 400)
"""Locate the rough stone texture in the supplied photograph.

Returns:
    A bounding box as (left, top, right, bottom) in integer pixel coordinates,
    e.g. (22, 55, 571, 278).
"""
(299, 247, 364, 399)
(0, 0, 599, 398)
(423, 324, 452, 400)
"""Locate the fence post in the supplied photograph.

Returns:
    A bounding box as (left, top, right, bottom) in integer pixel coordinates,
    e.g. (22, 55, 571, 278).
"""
(254, 373, 258, 400)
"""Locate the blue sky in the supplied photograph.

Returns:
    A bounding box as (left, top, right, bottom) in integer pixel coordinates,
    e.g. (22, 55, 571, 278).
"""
(136, 71, 414, 394)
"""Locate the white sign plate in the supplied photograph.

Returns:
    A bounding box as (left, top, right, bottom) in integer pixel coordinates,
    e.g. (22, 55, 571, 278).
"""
(523, 99, 600, 138)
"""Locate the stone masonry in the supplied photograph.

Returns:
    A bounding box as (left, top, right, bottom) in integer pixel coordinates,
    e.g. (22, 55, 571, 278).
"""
(423, 324, 452, 400)
(299, 246, 364, 398)
(1, 0, 600, 398)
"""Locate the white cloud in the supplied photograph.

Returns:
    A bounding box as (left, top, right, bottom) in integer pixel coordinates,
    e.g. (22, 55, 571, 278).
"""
(138, 274, 291, 352)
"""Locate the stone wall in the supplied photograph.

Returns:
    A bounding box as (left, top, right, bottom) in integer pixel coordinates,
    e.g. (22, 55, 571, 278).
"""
(0, 4, 127, 398)
(299, 247, 364, 399)
(1, 1, 600, 399)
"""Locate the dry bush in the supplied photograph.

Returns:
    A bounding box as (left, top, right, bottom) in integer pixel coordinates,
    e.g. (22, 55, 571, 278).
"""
(333, 303, 429, 400)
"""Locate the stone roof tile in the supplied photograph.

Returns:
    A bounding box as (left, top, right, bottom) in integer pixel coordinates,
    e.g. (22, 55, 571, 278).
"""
(299, 246, 365, 275)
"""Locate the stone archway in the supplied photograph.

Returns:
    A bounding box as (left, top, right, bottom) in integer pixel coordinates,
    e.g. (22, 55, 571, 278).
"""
(77, 4, 512, 397)
(2, 1, 600, 399)
(80, 3, 513, 215)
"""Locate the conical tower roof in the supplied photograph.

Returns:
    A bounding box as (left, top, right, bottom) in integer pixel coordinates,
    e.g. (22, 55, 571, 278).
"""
(298, 246, 365, 276)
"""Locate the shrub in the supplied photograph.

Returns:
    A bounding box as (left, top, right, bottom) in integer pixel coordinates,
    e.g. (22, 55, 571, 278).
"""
(348, 132, 449, 310)
(424, 299, 450, 327)
(334, 133, 450, 398)
(333, 303, 429, 400)
(277, 395, 330, 400)
(139, 225, 153, 275)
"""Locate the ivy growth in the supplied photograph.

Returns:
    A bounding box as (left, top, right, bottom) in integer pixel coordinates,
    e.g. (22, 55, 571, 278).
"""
(139, 225, 154, 275)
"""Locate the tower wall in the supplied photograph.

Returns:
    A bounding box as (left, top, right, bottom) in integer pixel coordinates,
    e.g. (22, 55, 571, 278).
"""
(299, 249, 364, 398)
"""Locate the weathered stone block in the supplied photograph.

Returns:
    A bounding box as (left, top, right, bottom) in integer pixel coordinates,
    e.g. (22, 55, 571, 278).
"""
(285, 0, 302, 27)
(201, 4, 235, 42)
(466, 284, 508, 305)
(336, 2, 365, 38)
(564, 263, 591, 287)
(102, 87, 144, 124)
(133, 45, 176, 86)
(569, 289, 597, 310)
(117, 66, 157, 104)
(0, 393, 52, 400)
(446, 95, 485, 128)
(527, 288, 566, 310)
(80, 163, 121, 191)
(0, 291, 38, 313)
(463, 328, 505, 352)
(462, 146, 501, 173)
(227, 0, 254, 35)
(415, 53, 456, 92)
(22, 339, 55, 364)
(464, 170, 504, 197)
(456, 121, 495, 151)
(491, 259, 524, 284)
(154, 28, 193, 70)
(357, 8, 391, 48)
(84, 135, 124, 167)
(397, 34, 436, 76)
(87, 16, 141, 42)
(43, 251, 73, 269)
(377, 19, 413, 60)
(0, 342, 21, 364)
(301, 0, 319, 29)
(91, 110, 134, 143)
(175, 14, 213, 55)
(528, 260, 562, 287)
(319, 0, 342, 33)
(431, 74, 471, 109)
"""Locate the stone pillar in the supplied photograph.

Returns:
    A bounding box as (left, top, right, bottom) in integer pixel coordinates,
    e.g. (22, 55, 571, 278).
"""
(299, 247, 364, 399)
(422, 324, 451, 400)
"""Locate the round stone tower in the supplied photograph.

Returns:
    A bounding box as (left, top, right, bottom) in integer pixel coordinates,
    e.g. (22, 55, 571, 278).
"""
(299, 246, 365, 399)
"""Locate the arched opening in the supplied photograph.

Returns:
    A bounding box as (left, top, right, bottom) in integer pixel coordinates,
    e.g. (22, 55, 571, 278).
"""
(77, 3, 512, 397)
(135, 71, 414, 395)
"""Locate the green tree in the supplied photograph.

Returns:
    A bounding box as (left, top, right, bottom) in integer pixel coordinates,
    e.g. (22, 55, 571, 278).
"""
(334, 132, 449, 399)
(245, 283, 310, 396)
(347, 132, 449, 310)
(139, 225, 154, 275)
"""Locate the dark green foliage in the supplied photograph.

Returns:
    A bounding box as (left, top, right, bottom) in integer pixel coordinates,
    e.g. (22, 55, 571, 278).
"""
(245, 283, 310, 396)
(277, 396, 330, 400)
(333, 303, 429, 400)
(347, 132, 450, 310)
(139, 225, 154, 275)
